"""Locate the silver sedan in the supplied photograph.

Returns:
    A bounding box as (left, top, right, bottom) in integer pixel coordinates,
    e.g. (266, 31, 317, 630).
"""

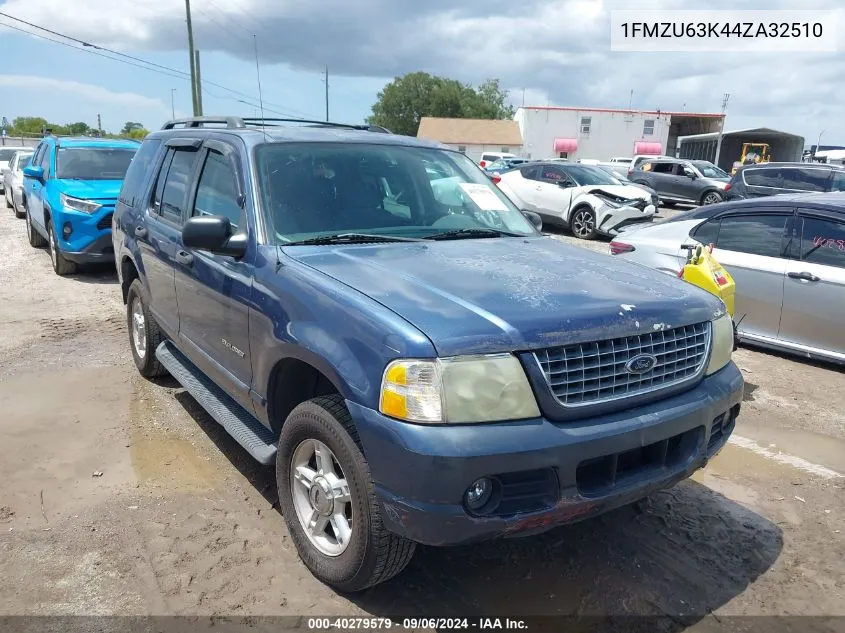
(3, 150, 33, 218)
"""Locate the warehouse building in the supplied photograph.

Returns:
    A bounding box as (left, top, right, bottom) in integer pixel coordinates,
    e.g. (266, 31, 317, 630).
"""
(678, 127, 806, 172)
(514, 106, 724, 161)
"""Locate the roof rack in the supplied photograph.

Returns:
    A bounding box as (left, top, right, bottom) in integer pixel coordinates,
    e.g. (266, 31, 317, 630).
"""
(160, 116, 391, 134)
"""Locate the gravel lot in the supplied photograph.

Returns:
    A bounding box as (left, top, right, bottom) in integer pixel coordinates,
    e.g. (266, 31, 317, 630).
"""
(0, 204, 843, 627)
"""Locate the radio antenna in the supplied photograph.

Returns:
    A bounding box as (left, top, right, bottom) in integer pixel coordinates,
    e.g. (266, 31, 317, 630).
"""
(253, 34, 267, 139)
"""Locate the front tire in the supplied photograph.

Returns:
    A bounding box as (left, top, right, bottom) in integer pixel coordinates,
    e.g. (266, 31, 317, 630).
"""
(277, 395, 416, 592)
(26, 205, 47, 248)
(47, 220, 77, 276)
(570, 206, 597, 240)
(126, 279, 167, 377)
(701, 190, 723, 205)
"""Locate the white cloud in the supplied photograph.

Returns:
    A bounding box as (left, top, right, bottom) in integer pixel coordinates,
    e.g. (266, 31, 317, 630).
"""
(0, 75, 166, 110)
(2, 0, 845, 142)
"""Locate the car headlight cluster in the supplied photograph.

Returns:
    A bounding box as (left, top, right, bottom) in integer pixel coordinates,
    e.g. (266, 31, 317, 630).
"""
(60, 193, 102, 214)
(379, 354, 540, 424)
(706, 312, 734, 375)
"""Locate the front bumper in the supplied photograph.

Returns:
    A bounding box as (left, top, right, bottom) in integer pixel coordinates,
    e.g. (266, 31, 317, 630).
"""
(61, 233, 114, 263)
(54, 205, 115, 263)
(597, 203, 656, 236)
(349, 362, 743, 546)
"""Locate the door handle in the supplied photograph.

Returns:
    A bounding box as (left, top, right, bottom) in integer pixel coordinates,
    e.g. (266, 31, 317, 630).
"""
(535, 186, 543, 191)
(175, 251, 194, 266)
(134, 226, 147, 238)
(788, 271, 820, 282)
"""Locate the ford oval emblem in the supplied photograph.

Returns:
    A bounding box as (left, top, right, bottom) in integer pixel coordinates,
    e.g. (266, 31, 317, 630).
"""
(625, 354, 658, 375)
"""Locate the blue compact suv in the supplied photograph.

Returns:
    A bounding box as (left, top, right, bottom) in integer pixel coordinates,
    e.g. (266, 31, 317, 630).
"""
(113, 116, 743, 592)
(23, 135, 139, 275)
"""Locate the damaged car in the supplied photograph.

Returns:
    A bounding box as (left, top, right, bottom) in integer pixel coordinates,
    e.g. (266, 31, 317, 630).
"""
(495, 162, 656, 239)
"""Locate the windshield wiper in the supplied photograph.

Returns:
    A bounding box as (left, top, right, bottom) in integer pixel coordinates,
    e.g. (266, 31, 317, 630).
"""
(427, 227, 523, 241)
(284, 233, 428, 246)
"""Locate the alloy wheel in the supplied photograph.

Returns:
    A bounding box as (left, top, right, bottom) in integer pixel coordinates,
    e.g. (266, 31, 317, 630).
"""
(572, 209, 595, 237)
(131, 297, 147, 359)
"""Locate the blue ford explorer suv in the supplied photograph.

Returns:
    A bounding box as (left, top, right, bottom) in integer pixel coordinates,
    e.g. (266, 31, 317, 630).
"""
(23, 135, 139, 275)
(113, 116, 743, 592)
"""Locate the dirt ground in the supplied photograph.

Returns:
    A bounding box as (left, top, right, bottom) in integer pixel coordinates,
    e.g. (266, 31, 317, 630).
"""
(0, 205, 843, 629)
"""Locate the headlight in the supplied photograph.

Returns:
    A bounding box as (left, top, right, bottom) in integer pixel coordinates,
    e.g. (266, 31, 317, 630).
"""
(706, 313, 734, 375)
(379, 354, 540, 424)
(60, 193, 102, 214)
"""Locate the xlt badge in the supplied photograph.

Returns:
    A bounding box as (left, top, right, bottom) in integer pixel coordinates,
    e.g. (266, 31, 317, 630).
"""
(221, 339, 245, 358)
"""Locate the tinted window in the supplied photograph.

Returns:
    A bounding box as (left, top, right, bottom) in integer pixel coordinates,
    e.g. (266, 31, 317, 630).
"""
(539, 165, 568, 181)
(560, 165, 618, 186)
(119, 139, 161, 206)
(520, 165, 540, 180)
(193, 150, 243, 230)
(651, 162, 675, 174)
(38, 144, 51, 176)
(692, 218, 720, 245)
(830, 170, 845, 192)
(780, 167, 829, 192)
(715, 214, 787, 257)
(798, 216, 845, 269)
(743, 168, 781, 188)
(56, 148, 137, 180)
(159, 149, 197, 224)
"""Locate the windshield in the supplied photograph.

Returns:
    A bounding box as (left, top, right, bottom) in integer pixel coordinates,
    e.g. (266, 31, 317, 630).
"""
(562, 164, 620, 186)
(0, 149, 19, 161)
(255, 143, 537, 244)
(56, 147, 137, 180)
(693, 161, 729, 179)
(15, 153, 33, 169)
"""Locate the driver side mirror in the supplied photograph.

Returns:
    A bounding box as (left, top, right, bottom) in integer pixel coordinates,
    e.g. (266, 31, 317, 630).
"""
(521, 210, 543, 232)
(182, 215, 247, 258)
(556, 180, 573, 188)
(683, 169, 697, 179)
(23, 165, 44, 181)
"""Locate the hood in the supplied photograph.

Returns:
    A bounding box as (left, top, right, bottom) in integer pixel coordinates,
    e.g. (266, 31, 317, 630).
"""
(284, 237, 722, 357)
(580, 184, 649, 200)
(55, 179, 123, 201)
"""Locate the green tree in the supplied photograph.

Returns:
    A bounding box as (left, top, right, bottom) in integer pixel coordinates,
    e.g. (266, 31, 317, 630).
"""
(10, 116, 49, 134)
(367, 73, 515, 136)
(127, 128, 149, 140)
(121, 121, 144, 134)
(65, 122, 91, 135)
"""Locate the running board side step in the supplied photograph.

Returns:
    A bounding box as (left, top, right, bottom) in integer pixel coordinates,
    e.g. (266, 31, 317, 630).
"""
(155, 341, 277, 465)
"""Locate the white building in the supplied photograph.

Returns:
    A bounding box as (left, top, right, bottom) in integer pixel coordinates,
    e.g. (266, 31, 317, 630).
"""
(514, 106, 724, 162)
(416, 117, 523, 163)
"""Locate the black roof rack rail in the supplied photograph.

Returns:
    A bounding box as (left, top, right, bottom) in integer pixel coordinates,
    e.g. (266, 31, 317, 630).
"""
(241, 117, 392, 133)
(161, 116, 246, 130)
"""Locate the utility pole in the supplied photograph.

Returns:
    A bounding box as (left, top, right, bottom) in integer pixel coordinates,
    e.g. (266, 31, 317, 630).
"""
(713, 93, 730, 169)
(321, 65, 329, 121)
(97, 113, 102, 137)
(170, 88, 176, 119)
(185, 0, 198, 115)
(194, 50, 203, 116)
(815, 129, 826, 159)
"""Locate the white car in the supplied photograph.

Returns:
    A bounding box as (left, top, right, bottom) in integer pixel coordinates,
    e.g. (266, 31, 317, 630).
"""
(4, 150, 33, 218)
(609, 157, 633, 164)
(0, 146, 29, 195)
(478, 151, 516, 168)
(495, 161, 656, 239)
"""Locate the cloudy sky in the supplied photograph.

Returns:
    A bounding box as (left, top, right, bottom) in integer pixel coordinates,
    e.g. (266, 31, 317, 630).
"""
(0, 0, 842, 146)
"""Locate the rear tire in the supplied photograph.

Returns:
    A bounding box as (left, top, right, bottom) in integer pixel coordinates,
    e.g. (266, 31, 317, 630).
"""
(701, 190, 723, 206)
(26, 205, 47, 248)
(570, 206, 597, 240)
(47, 220, 77, 276)
(126, 279, 167, 377)
(276, 395, 416, 592)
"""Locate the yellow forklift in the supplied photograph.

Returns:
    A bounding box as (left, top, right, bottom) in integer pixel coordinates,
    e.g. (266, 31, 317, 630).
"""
(731, 143, 772, 175)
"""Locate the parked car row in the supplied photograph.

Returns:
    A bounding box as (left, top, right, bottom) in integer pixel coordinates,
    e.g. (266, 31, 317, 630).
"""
(9, 117, 744, 594)
(2, 147, 34, 218)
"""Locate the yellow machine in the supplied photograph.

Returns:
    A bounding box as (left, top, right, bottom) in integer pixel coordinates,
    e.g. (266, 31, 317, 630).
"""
(731, 142, 772, 175)
(678, 243, 735, 317)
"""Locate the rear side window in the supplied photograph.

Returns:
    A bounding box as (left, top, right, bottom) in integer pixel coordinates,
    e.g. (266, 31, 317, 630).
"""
(830, 171, 845, 192)
(119, 139, 161, 206)
(153, 148, 198, 225)
(780, 167, 829, 192)
(715, 214, 788, 257)
(798, 216, 845, 269)
(743, 168, 781, 188)
(193, 150, 244, 231)
(691, 218, 720, 245)
(520, 165, 539, 180)
(650, 162, 675, 174)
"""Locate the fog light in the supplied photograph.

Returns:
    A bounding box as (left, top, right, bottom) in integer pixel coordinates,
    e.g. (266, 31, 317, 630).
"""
(464, 477, 493, 510)
(62, 221, 72, 238)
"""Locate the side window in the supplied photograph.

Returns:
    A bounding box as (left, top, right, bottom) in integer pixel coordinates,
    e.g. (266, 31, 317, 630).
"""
(152, 148, 197, 225)
(193, 150, 244, 231)
(781, 168, 829, 192)
(651, 162, 675, 174)
(798, 216, 845, 269)
(539, 166, 567, 182)
(744, 168, 781, 188)
(691, 218, 721, 245)
(830, 170, 845, 192)
(31, 143, 44, 168)
(119, 139, 162, 206)
(520, 165, 540, 180)
(39, 144, 52, 177)
(714, 214, 788, 258)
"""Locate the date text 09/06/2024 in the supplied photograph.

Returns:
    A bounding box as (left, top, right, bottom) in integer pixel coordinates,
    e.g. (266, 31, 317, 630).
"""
(307, 617, 528, 630)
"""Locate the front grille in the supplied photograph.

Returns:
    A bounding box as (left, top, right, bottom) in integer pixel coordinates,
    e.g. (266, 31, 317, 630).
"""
(535, 322, 711, 408)
(96, 213, 113, 231)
